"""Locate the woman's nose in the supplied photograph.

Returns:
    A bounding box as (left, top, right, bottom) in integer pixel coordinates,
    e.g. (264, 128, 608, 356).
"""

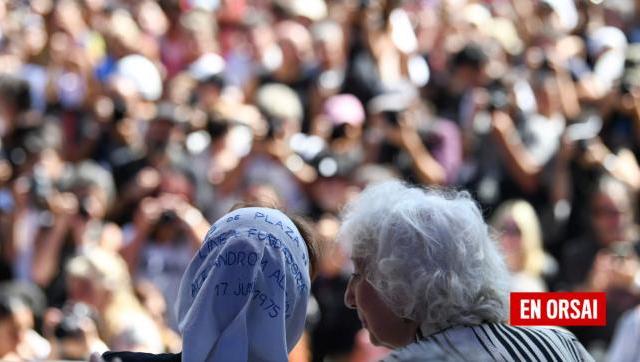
(344, 278, 356, 309)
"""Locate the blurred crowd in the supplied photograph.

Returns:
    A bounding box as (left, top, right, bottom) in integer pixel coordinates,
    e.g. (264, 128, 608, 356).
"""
(0, 0, 639, 360)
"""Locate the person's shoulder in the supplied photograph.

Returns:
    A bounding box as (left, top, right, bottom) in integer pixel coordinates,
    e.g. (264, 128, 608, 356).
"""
(382, 325, 496, 362)
(383, 324, 594, 362)
(102, 351, 181, 362)
(504, 324, 594, 361)
(381, 339, 452, 362)
(519, 324, 579, 339)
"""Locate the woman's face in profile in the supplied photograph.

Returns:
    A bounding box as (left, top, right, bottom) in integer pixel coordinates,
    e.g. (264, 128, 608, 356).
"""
(498, 218, 524, 272)
(344, 258, 417, 349)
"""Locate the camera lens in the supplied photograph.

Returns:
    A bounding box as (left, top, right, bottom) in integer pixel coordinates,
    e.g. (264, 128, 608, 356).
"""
(159, 210, 177, 224)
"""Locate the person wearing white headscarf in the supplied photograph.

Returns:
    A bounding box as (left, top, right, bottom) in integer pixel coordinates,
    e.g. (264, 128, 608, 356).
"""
(102, 206, 316, 362)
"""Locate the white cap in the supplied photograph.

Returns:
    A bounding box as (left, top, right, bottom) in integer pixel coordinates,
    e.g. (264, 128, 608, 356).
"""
(188, 52, 226, 82)
(116, 55, 162, 101)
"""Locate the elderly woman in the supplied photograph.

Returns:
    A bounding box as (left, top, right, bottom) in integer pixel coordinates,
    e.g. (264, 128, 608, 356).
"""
(340, 181, 592, 361)
(103, 205, 317, 362)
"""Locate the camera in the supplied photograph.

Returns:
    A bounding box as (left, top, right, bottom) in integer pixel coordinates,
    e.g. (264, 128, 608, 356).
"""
(487, 89, 510, 112)
(159, 209, 178, 224)
(486, 79, 511, 112)
(54, 303, 96, 340)
(367, 91, 415, 127)
(30, 172, 54, 209)
(565, 113, 603, 155)
(382, 110, 401, 126)
(77, 196, 92, 219)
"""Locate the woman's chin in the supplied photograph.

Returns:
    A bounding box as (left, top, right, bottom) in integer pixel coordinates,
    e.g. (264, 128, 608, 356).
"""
(368, 333, 379, 346)
(367, 330, 386, 347)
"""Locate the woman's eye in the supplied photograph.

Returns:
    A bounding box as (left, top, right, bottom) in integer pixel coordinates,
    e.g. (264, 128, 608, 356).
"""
(350, 273, 361, 280)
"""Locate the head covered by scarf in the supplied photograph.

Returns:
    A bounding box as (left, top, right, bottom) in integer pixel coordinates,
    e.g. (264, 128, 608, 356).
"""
(176, 207, 311, 362)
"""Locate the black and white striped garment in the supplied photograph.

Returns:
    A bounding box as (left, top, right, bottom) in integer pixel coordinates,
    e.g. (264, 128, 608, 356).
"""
(382, 323, 594, 362)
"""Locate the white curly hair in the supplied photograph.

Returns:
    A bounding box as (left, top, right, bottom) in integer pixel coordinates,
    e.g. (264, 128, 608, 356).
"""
(339, 180, 509, 335)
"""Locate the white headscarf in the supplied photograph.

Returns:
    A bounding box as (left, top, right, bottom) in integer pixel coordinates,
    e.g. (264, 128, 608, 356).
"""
(176, 207, 311, 362)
